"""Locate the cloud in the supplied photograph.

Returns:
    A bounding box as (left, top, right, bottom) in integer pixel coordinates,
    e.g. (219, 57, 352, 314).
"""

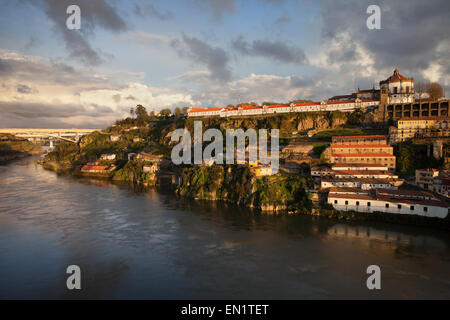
(232, 36, 307, 64)
(170, 71, 319, 106)
(17, 84, 38, 94)
(133, 3, 173, 20)
(171, 35, 232, 82)
(194, 0, 236, 19)
(24, 0, 127, 65)
(125, 31, 173, 46)
(316, 0, 450, 91)
(0, 50, 197, 128)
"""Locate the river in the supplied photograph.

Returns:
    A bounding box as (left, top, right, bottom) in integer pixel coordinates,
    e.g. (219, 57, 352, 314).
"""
(0, 157, 449, 299)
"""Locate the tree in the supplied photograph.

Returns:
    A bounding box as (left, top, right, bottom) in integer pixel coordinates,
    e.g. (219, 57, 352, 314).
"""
(160, 108, 172, 117)
(426, 82, 444, 101)
(135, 105, 148, 119)
(174, 107, 181, 117)
(134, 105, 149, 126)
(130, 107, 135, 118)
(415, 81, 427, 101)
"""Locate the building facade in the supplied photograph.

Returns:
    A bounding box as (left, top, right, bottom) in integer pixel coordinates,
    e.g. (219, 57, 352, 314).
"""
(389, 116, 450, 143)
(379, 68, 415, 104)
(328, 189, 448, 219)
(187, 99, 379, 118)
(327, 135, 396, 171)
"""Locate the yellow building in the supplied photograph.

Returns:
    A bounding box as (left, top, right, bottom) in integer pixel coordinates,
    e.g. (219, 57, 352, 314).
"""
(389, 116, 450, 143)
(328, 135, 396, 171)
(254, 165, 273, 176)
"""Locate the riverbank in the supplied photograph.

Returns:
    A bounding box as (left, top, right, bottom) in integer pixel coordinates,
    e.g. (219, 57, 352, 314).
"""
(38, 158, 450, 230)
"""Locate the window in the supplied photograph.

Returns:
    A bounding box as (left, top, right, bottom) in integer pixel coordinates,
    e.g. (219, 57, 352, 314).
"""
(385, 203, 390, 208)
(410, 206, 414, 211)
(356, 201, 360, 206)
(334, 200, 338, 204)
(398, 204, 402, 209)
(424, 207, 428, 212)
(345, 201, 349, 205)
(367, 202, 371, 207)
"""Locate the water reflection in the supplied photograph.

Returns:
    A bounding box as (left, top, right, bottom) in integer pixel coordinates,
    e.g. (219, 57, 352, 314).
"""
(0, 157, 449, 299)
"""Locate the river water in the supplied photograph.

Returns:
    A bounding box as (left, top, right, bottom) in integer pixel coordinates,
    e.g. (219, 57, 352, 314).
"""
(0, 157, 449, 299)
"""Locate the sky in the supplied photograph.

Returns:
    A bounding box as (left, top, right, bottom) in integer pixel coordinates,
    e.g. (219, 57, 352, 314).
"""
(0, 0, 449, 128)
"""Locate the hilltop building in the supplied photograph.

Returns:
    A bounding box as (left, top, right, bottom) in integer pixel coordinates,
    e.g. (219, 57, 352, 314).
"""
(325, 135, 396, 171)
(389, 116, 450, 143)
(187, 99, 378, 118)
(379, 68, 415, 104)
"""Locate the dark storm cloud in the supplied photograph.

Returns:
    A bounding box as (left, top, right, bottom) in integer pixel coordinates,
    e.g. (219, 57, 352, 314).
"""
(232, 36, 307, 64)
(133, 3, 173, 20)
(194, 0, 236, 19)
(0, 101, 113, 119)
(16, 84, 37, 94)
(25, 0, 127, 65)
(318, 0, 450, 74)
(171, 35, 232, 82)
(0, 56, 108, 87)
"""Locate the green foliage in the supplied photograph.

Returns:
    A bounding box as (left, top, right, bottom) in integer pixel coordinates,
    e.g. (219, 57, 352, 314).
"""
(395, 143, 442, 175)
(46, 142, 79, 162)
(176, 165, 312, 211)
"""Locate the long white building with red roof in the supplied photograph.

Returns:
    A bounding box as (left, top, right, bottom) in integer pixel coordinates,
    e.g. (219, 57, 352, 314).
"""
(187, 98, 379, 118)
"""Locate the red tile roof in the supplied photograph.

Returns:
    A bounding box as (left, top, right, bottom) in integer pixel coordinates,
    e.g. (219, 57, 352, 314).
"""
(81, 165, 109, 171)
(332, 153, 395, 157)
(189, 107, 223, 113)
(332, 163, 388, 168)
(334, 170, 396, 176)
(331, 144, 392, 149)
(333, 135, 387, 139)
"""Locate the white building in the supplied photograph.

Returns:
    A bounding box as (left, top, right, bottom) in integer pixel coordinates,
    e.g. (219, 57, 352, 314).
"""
(100, 154, 116, 160)
(187, 99, 379, 118)
(328, 189, 448, 219)
(321, 178, 399, 190)
(331, 163, 389, 171)
(379, 68, 415, 104)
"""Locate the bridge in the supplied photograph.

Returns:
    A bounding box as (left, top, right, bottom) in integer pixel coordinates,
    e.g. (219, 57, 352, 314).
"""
(0, 128, 100, 144)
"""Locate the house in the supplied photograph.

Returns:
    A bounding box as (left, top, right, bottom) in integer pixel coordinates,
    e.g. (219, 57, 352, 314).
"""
(110, 135, 120, 142)
(415, 168, 440, 190)
(327, 135, 396, 171)
(127, 153, 136, 161)
(389, 116, 450, 143)
(100, 154, 116, 161)
(143, 163, 159, 174)
(135, 152, 164, 163)
(328, 188, 448, 219)
(321, 177, 401, 190)
(253, 165, 274, 177)
(81, 164, 115, 174)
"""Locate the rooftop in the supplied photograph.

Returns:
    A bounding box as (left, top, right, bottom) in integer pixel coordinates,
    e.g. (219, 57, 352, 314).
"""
(332, 163, 388, 168)
(332, 153, 395, 158)
(331, 144, 392, 149)
(333, 135, 387, 140)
